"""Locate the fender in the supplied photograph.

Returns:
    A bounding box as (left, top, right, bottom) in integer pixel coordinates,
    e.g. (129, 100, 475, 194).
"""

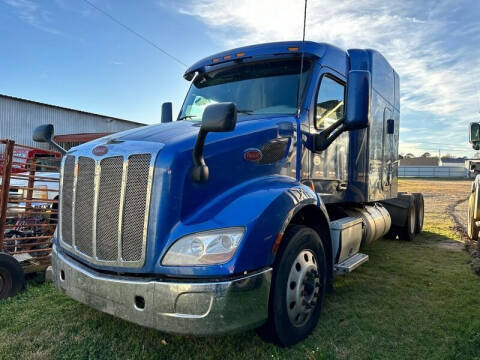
(155, 176, 328, 277)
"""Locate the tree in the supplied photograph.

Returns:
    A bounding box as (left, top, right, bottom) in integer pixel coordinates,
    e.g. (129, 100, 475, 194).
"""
(421, 152, 431, 158)
(405, 153, 415, 158)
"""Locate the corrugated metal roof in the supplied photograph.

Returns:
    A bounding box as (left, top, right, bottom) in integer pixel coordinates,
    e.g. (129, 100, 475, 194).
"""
(0, 94, 145, 149)
(0, 94, 145, 126)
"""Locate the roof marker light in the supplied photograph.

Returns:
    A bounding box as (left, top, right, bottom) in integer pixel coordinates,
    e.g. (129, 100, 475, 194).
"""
(288, 47, 299, 51)
(212, 58, 220, 63)
(236, 52, 245, 57)
(224, 54, 232, 60)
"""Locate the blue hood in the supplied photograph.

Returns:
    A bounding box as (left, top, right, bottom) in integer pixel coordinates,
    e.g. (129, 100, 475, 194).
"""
(62, 115, 299, 275)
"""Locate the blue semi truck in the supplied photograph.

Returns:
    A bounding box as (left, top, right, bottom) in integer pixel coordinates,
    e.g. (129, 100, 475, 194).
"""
(32, 41, 424, 346)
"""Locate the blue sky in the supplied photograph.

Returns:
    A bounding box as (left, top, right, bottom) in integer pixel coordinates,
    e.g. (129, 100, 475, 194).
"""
(1, 0, 479, 156)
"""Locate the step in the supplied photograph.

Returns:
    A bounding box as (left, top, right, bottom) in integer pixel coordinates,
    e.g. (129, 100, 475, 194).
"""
(334, 253, 369, 275)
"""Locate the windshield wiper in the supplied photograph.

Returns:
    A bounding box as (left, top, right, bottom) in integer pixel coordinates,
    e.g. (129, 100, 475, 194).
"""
(237, 109, 255, 115)
(178, 115, 198, 120)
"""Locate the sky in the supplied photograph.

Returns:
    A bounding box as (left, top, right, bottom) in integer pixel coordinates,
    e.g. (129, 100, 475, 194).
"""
(1, 0, 479, 157)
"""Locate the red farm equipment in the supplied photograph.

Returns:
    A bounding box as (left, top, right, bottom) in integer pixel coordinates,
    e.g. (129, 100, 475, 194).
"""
(0, 139, 60, 299)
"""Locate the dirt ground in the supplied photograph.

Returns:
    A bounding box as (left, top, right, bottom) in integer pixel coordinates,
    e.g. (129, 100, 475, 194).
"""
(453, 198, 469, 234)
(398, 178, 471, 241)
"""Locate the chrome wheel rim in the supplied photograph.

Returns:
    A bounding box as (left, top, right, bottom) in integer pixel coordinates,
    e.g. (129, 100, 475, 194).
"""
(286, 249, 320, 327)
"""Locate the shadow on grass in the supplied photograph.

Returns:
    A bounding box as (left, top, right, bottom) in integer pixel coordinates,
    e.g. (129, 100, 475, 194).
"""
(416, 230, 461, 242)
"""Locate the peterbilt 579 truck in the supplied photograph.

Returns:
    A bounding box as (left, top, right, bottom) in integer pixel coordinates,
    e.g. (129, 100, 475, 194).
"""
(34, 41, 424, 346)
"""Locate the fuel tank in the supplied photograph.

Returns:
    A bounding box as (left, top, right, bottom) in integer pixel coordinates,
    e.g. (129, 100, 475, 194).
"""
(345, 203, 391, 245)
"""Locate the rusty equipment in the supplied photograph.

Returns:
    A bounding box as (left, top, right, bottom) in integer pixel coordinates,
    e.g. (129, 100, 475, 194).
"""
(0, 139, 60, 299)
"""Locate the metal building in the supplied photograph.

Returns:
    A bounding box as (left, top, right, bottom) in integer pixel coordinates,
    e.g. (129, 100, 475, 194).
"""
(0, 94, 145, 148)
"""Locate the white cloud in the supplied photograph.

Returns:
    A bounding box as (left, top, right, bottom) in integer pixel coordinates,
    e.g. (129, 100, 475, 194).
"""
(2, 0, 64, 35)
(174, 0, 480, 156)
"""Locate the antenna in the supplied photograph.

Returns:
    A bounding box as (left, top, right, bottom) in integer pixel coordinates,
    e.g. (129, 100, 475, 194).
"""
(296, 0, 308, 118)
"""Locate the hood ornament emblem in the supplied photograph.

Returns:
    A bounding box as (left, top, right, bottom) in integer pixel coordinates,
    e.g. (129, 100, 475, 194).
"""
(92, 145, 108, 156)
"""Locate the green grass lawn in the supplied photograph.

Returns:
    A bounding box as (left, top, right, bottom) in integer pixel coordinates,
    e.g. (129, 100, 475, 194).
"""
(1, 179, 480, 359)
(1, 232, 479, 359)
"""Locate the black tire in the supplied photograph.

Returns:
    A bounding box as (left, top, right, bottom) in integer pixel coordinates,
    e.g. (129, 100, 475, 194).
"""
(468, 193, 479, 240)
(412, 193, 424, 234)
(0, 253, 25, 300)
(257, 225, 326, 347)
(398, 196, 416, 241)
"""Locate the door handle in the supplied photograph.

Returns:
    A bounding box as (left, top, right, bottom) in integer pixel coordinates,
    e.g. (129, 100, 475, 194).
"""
(337, 183, 347, 191)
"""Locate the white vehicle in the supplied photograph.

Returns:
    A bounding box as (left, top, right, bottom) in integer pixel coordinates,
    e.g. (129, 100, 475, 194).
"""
(468, 122, 480, 239)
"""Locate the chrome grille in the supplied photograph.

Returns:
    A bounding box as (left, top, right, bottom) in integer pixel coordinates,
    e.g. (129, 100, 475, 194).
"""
(122, 154, 151, 261)
(59, 151, 155, 267)
(74, 157, 95, 256)
(96, 157, 123, 261)
(61, 156, 75, 246)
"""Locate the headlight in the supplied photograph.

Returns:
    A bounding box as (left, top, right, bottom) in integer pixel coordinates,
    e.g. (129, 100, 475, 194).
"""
(162, 227, 245, 266)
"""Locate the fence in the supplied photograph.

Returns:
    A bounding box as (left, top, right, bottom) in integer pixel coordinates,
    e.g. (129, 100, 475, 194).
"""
(398, 166, 468, 178)
(0, 140, 60, 273)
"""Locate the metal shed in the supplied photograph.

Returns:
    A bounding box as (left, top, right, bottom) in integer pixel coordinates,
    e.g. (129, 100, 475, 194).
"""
(0, 94, 145, 148)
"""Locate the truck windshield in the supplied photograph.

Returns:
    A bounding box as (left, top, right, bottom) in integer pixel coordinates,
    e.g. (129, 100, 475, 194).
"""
(179, 58, 313, 120)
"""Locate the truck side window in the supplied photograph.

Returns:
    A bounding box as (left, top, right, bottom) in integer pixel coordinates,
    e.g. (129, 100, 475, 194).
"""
(315, 76, 345, 130)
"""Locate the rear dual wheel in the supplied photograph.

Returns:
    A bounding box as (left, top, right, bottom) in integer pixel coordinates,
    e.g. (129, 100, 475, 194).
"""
(387, 194, 420, 241)
(412, 193, 424, 234)
(395, 195, 416, 241)
(258, 225, 326, 347)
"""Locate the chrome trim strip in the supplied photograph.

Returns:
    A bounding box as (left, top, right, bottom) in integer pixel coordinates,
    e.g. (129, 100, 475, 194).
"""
(71, 156, 78, 250)
(138, 156, 155, 263)
(117, 156, 128, 262)
(92, 161, 101, 260)
(58, 155, 65, 249)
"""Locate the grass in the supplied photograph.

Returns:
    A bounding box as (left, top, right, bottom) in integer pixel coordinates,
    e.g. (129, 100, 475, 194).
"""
(1, 180, 480, 359)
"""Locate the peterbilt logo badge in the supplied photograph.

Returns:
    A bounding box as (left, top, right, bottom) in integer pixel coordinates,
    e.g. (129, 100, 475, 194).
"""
(92, 145, 108, 156)
(244, 148, 263, 162)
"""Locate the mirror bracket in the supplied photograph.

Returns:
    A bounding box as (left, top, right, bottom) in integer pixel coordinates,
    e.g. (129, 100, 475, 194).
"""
(191, 102, 237, 182)
(314, 118, 346, 152)
(32, 124, 67, 155)
(192, 128, 209, 182)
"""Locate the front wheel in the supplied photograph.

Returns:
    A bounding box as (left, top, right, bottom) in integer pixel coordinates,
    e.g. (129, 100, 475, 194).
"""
(258, 225, 326, 347)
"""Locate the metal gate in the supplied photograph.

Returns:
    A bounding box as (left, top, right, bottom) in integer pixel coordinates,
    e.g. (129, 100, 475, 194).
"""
(0, 140, 60, 273)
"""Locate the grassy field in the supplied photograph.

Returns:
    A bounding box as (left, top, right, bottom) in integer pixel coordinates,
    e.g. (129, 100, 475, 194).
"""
(1, 179, 479, 359)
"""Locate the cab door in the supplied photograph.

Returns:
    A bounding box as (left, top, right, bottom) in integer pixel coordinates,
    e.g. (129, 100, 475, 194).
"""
(308, 73, 349, 201)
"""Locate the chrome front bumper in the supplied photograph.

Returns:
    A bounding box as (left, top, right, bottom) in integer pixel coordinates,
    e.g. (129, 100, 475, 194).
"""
(52, 246, 272, 335)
